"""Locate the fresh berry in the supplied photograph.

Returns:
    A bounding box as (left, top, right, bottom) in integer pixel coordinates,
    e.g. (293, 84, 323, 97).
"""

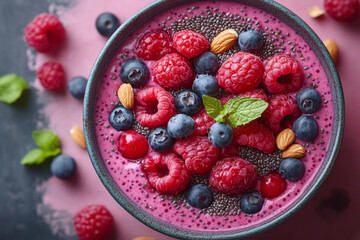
(95, 12, 120, 37)
(324, 0, 360, 21)
(238, 30, 264, 51)
(209, 157, 257, 195)
(51, 154, 76, 179)
(219, 94, 234, 104)
(263, 55, 304, 94)
(153, 53, 195, 90)
(233, 120, 275, 154)
(186, 184, 214, 209)
(174, 136, 220, 174)
(141, 152, 190, 194)
(220, 144, 239, 158)
(68, 76, 87, 99)
(296, 88, 322, 113)
(120, 59, 149, 88)
(293, 115, 319, 142)
(279, 158, 305, 182)
(148, 127, 175, 153)
(240, 191, 264, 214)
(194, 51, 219, 74)
(74, 205, 114, 240)
(109, 106, 134, 131)
(216, 52, 263, 94)
(118, 130, 149, 160)
(135, 87, 175, 128)
(208, 122, 234, 148)
(37, 62, 65, 92)
(260, 172, 287, 198)
(24, 13, 66, 53)
(192, 108, 215, 136)
(173, 30, 210, 58)
(238, 89, 268, 102)
(175, 90, 203, 116)
(136, 30, 176, 60)
(192, 74, 220, 98)
(167, 114, 195, 139)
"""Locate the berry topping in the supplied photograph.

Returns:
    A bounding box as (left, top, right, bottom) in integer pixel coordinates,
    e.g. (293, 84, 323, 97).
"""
(24, 13, 66, 53)
(68, 76, 87, 99)
(141, 152, 190, 194)
(186, 184, 214, 209)
(238, 89, 268, 102)
(118, 130, 149, 160)
(95, 12, 120, 37)
(74, 205, 114, 240)
(263, 55, 304, 94)
(192, 74, 220, 98)
(120, 59, 149, 88)
(173, 30, 210, 58)
(220, 144, 239, 158)
(208, 122, 234, 148)
(51, 154, 76, 179)
(194, 51, 219, 74)
(209, 157, 257, 195)
(324, 0, 360, 21)
(37, 62, 65, 92)
(175, 90, 203, 116)
(296, 88, 322, 114)
(293, 115, 319, 142)
(240, 191, 264, 214)
(260, 172, 287, 198)
(167, 114, 195, 139)
(216, 52, 264, 94)
(109, 106, 134, 131)
(279, 158, 305, 182)
(238, 30, 264, 51)
(148, 127, 175, 153)
(192, 108, 216, 136)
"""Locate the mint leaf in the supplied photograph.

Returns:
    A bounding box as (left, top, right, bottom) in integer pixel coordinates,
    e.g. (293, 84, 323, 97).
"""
(0, 74, 28, 104)
(21, 148, 61, 165)
(32, 130, 61, 151)
(202, 95, 224, 119)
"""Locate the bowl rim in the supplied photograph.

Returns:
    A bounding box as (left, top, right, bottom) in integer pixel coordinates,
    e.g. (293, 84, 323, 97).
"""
(83, 0, 345, 239)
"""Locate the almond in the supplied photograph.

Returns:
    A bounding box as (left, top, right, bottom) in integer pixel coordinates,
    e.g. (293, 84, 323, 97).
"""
(282, 144, 306, 159)
(70, 125, 86, 149)
(132, 237, 156, 240)
(276, 128, 295, 151)
(308, 6, 325, 19)
(210, 29, 238, 54)
(117, 83, 134, 109)
(323, 39, 338, 63)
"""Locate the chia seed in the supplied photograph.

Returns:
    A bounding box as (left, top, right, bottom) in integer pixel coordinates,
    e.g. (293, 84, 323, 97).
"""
(131, 120, 150, 138)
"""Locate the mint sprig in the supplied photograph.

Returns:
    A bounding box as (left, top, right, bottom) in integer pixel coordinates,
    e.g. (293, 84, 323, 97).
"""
(0, 74, 28, 104)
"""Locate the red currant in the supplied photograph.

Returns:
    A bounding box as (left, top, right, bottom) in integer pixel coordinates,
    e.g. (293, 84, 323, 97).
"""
(118, 130, 149, 160)
(260, 172, 287, 198)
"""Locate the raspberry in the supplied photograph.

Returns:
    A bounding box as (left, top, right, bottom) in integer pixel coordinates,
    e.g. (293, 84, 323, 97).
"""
(263, 55, 304, 94)
(141, 152, 190, 194)
(24, 13, 66, 53)
(173, 30, 209, 58)
(174, 136, 220, 174)
(260, 173, 287, 199)
(209, 157, 257, 195)
(135, 87, 176, 128)
(153, 53, 195, 90)
(238, 89, 268, 102)
(74, 205, 114, 240)
(136, 30, 176, 60)
(191, 108, 215, 136)
(233, 120, 275, 154)
(37, 62, 65, 91)
(324, 0, 359, 21)
(216, 52, 264, 94)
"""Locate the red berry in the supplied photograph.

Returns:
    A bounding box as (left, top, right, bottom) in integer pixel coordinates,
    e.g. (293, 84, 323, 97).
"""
(24, 13, 66, 53)
(118, 130, 149, 160)
(324, 0, 360, 21)
(191, 108, 215, 136)
(260, 173, 287, 198)
(238, 89, 268, 102)
(74, 205, 114, 240)
(37, 62, 65, 91)
(173, 30, 209, 58)
(220, 144, 239, 158)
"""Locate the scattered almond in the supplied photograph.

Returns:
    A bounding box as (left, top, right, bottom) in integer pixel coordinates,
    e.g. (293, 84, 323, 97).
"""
(308, 6, 325, 19)
(323, 39, 338, 63)
(117, 83, 134, 109)
(210, 29, 238, 54)
(132, 237, 156, 240)
(276, 128, 295, 151)
(70, 125, 86, 148)
(282, 144, 306, 159)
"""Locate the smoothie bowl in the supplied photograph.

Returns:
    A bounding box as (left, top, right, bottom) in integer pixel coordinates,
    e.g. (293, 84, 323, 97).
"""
(83, 0, 344, 239)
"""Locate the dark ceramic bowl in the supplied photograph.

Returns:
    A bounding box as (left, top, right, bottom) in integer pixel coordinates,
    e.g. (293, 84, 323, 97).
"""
(84, 0, 344, 239)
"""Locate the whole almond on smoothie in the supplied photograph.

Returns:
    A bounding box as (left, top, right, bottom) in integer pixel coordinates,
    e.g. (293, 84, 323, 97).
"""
(117, 83, 134, 109)
(210, 29, 238, 54)
(276, 128, 295, 151)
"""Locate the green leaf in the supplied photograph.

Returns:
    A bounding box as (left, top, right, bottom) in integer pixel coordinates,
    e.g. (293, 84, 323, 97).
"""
(0, 74, 28, 104)
(21, 148, 61, 165)
(32, 130, 61, 151)
(202, 95, 224, 119)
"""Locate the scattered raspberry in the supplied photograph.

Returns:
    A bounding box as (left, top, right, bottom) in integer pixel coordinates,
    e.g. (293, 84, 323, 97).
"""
(263, 55, 304, 94)
(216, 52, 264, 94)
(324, 0, 359, 21)
(37, 62, 65, 91)
(153, 53, 195, 90)
(209, 157, 257, 195)
(233, 120, 275, 154)
(220, 144, 239, 158)
(135, 87, 176, 128)
(172, 30, 209, 58)
(174, 136, 220, 174)
(118, 130, 149, 160)
(141, 152, 190, 194)
(24, 13, 66, 53)
(238, 89, 268, 102)
(136, 30, 176, 60)
(260, 172, 287, 199)
(74, 205, 114, 240)
(191, 108, 215, 136)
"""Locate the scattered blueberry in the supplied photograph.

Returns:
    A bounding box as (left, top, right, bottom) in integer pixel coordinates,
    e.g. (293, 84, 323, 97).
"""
(148, 127, 175, 153)
(208, 122, 233, 148)
(240, 191, 264, 214)
(95, 12, 120, 37)
(238, 30, 264, 51)
(192, 74, 220, 98)
(194, 51, 219, 74)
(175, 90, 203, 116)
(68, 76, 87, 99)
(293, 115, 318, 142)
(167, 114, 195, 139)
(186, 184, 214, 209)
(120, 59, 149, 88)
(109, 106, 134, 131)
(296, 88, 322, 114)
(279, 158, 305, 182)
(51, 154, 76, 179)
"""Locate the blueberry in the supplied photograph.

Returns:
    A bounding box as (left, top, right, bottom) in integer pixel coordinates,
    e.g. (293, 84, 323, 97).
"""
(68, 76, 87, 99)
(148, 127, 175, 153)
(238, 30, 264, 51)
(194, 51, 219, 74)
(279, 158, 305, 182)
(192, 74, 220, 98)
(293, 115, 318, 142)
(167, 114, 195, 139)
(120, 59, 149, 88)
(240, 191, 264, 214)
(208, 122, 233, 148)
(51, 154, 76, 179)
(95, 12, 120, 37)
(296, 88, 322, 114)
(175, 90, 203, 116)
(109, 106, 134, 131)
(186, 184, 213, 209)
